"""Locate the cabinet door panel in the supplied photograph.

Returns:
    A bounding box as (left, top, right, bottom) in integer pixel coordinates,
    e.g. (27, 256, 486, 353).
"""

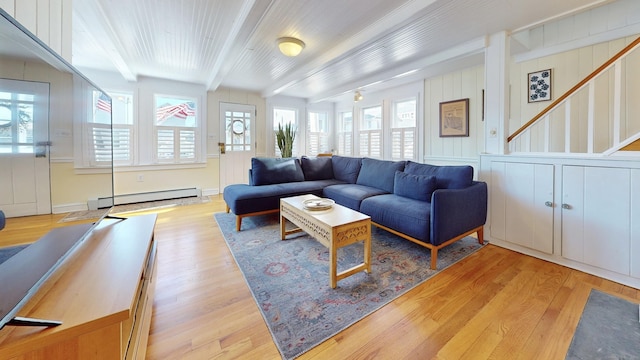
(632, 170, 640, 278)
(489, 161, 507, 241)
(562, 166, 585, 262)
(504, 163, 554, 253)
(562, 166, 631, 275)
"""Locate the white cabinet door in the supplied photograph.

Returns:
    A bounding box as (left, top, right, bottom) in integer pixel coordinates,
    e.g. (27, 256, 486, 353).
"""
(562, 166, 631, 275)
(504, 163, 554, 254)
(489, 161, 554, 254)
(632, 169, 640, 278)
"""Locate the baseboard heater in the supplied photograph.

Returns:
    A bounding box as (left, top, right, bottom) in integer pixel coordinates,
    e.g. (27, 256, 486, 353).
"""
(114, 187, 201, 206)
(89, 188, 201, 209)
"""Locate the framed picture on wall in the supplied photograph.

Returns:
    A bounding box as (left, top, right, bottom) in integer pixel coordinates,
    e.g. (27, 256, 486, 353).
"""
(528, 69, 552, 102)
(439, 98, 469, 137)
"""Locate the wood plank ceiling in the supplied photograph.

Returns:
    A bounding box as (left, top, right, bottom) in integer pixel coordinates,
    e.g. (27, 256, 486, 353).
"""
(71, 0, 612, 102)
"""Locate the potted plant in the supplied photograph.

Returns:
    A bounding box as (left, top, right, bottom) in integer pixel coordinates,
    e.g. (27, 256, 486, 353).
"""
(276, 122, 296, 158)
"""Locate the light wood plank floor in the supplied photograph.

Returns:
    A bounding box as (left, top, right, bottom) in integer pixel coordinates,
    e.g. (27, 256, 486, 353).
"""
(4, 195, 639, 359)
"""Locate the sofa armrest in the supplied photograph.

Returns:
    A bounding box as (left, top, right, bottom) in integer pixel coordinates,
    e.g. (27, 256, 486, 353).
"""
(430, 181, 487, 246)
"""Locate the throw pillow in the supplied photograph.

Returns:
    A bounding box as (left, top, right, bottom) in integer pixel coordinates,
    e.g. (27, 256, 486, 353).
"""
(356, 158, 406, 193)
(301, 156, 334, 180)
(393, 171, 436, 202)
(251, 157, 304, 186)
(331, 156, 362, 183)
(404, 161, 473, 189)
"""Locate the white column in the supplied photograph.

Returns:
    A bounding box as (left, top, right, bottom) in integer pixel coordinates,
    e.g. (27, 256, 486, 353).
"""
(484, 31, 510, 154)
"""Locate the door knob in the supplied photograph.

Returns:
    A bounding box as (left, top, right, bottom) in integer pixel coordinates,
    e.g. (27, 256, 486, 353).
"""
(562, 204, 571, 210)
(218, 142, 226, 154)
(544, 201, 553, 207)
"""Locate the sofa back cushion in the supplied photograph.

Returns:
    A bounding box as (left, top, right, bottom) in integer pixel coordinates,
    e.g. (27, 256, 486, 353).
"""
(331, 156, 362, 183)
(393, 171, 436, 202)
(356, 158, 405, 193)
(404, 161, 473, 189)
(301, 156, 334, 180)
(251, 157, 304, 185)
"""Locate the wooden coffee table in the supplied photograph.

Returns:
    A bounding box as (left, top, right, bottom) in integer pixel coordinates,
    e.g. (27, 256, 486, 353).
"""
(280, 194, 371, 288)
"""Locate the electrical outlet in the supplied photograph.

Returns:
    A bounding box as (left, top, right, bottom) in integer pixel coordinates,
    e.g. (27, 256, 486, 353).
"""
(137, 174, 144, 182)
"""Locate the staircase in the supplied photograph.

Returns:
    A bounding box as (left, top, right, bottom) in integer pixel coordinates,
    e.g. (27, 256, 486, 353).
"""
(507, 36, 640, 156)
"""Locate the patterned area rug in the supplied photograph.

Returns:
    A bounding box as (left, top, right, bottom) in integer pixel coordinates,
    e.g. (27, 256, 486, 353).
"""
(566, 289, 640, 359)
(59, 196, 211, 222)
(214, 212, 485, 359)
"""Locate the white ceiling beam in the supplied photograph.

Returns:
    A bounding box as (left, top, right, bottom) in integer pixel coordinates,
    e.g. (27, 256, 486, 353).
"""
(205, 0, 262, 91)
(73, 0, 135, 81)
(261, 0, 439, 98)
(307, 36, 487, 103)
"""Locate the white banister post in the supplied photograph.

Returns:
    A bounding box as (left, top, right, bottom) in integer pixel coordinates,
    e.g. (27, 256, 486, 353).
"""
(484, 31, 511, 154)
(587, 82, 595, 153)
(613, 60, 622, 146)
(565, 99, 571, 153)
(544, 115, 550, 152)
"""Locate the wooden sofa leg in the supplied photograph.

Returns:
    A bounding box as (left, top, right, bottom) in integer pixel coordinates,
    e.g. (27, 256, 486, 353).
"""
(430, 247, 438, 270)
(226, 205, 230, 213)
(236, 216, 242, 232)
(477, 226, 484, 245)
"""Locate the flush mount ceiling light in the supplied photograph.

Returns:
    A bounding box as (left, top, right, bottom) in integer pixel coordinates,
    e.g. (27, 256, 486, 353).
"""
(354, 90, 363, 102)
(277, 37, 305, 57)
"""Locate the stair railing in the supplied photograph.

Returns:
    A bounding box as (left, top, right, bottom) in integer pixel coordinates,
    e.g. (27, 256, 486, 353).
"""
(507, 36, 640, 155)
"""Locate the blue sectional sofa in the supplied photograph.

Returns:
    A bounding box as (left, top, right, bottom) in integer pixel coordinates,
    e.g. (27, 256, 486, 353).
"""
(223, 155, 487, 269)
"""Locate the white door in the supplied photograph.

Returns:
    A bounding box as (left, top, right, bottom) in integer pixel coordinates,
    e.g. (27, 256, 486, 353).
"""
(0, 79, 51, 217)
(219, 103, 255, 190)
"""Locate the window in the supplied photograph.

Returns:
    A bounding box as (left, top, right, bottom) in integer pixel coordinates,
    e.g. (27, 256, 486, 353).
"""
(154, 95, 197, 163)
(391, 98, 417, 160)
(307, 110, 330, 155)
(223, 108, 252, 152)
(110, 92, 133, 164)
(359, 105, 382, 158)
(88, 91, 113, 165)
(273, 107, 298, 157)
(337, 111, 352, 156)
(0, 91, 35, 154)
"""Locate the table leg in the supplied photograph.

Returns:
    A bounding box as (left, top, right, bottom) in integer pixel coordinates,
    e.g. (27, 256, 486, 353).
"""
(364, 233, 371, 273)
(280, 213, 286, 240)
(330, 243, 338, 288)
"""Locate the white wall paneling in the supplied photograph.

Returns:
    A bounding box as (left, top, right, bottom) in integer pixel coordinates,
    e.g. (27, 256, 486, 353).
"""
(424, 64, 485, 159)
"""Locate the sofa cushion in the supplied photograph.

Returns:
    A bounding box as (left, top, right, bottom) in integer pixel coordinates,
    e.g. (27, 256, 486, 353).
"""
(223, 179, 344, 215)
(251, 157, 304, 186)
(393, 171, 436, 202)
(360, 194, 430, 243)
(404, 161, 473, 190)
(301, 156, 334, 181)
(356, 158, 405, 193)
(331, 156, 362, 184)
(323, 184, 387, 211)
